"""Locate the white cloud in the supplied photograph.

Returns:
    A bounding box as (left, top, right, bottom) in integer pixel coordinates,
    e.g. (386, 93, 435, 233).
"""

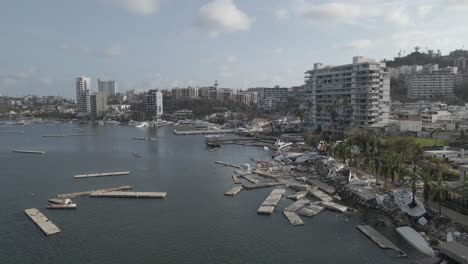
(417, 5, 433, 18)
(274, 8, 290, 20)
(61, 43, 123, 58)
(226, 55, 237, 63)
(196, 0, 254, 37)
(301, 3, 361, 24)
(341, 39, 374, 50)
(386, 6, 410, 26)
(101, 0, 160, 16)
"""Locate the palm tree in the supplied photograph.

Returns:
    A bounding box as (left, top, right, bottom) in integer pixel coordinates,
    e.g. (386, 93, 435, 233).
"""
(431, 175, 447, 216)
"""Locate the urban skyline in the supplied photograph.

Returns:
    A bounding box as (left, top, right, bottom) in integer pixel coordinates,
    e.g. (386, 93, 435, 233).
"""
(2, 0, 468, 97)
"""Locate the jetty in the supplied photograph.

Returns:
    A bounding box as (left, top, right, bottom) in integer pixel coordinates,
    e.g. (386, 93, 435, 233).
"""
(215, 161, 241, 169)
(173, 129, 235, 136)
(357, 225, 406, 256)
(24, 208, 61, 236)
(257, 189, 285, 214)
(56, 185, 133, 199)
(74, 171, 130, 179)
(132, 137, 149, 140)
(90, 191, 167, 198)
(224, 185, 243, 196)
(283, 211, 304, 226)
(12, 150, 45, 154)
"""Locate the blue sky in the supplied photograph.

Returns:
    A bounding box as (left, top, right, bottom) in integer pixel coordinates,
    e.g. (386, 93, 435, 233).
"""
(1, 0, 468, 97)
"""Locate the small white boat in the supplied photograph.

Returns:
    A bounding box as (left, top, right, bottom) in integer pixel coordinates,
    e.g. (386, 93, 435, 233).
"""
(396, 226, 434, 257)
(136, 122, 149, 128)
(149, 138, 157, 141)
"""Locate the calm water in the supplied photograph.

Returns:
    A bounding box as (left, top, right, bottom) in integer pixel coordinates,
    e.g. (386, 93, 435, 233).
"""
(0, 124, 422, 263)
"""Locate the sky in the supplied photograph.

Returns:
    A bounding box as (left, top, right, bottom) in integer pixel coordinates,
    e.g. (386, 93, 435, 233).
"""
(1, 0, 468, 98)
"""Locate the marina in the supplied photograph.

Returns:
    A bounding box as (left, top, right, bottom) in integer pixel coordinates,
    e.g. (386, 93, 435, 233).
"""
(24, 208, 61, 236)
(89, 191, 167, 198)
(73, 171, 130, 178)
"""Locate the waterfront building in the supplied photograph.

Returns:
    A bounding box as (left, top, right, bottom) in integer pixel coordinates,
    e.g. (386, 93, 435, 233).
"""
(406, 65, 457, 99)
(305, 56, 390, 129)
(90, 92, 107, 118)
(145, 89, 163, 119)
(97, 79, 117, 98)
(171, 87, 199, 99)
(76, 76, 91, 115)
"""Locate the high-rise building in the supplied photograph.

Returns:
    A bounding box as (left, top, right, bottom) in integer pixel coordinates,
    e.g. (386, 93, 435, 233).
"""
(247, 86, 289, 111)
(219, 88, 234, 101)
(90, 92, 107, 118)
(76, 76, 91, 115)
(145, 89, 163, 119)
(454, 57, 468, 73)
(234, 91, 258, 104)
(171, 87, 199, 99)
(406, 66, 457, 99)
(305, 56, 390, 129)
(97, 79, 117, 98)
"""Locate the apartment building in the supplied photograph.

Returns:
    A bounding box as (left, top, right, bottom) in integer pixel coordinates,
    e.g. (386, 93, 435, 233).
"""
(171, 87, 199, 99)
(304, 56, 390, 129)
(407, 65, 457, 99)
(75, 76, 91, 115)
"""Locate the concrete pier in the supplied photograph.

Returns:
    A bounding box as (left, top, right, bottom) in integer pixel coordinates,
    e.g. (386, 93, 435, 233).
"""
(74, 171, 130, 178)
(12, 150, 45, 154)
(283, 211, 304, 226)
(257, 189, 285, 214)
(90, 191, 167, 198)
(357, 225, 405, 256)
(56, 185, 133, 199)
(287, 191, 307, 201)
(24, 208, 61, 236)
(224, 185, 243, 196)
(215, 161, 241, 169)
(309, 189, 333, 202)
(173, 129, 235, 135)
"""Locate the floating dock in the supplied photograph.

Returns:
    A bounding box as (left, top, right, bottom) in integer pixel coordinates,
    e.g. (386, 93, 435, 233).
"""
(257, 189, 285, 214)
(90, 191, 167, 198)
(287, 191, 307, 201)
(243, 182, 283, 190)
(132, 137, 149, 140)
(283, 211, 304, 226)
(215, 161, 241, 169)
(309, 189, 333, 202)
(284, 199, 310, 212)
(307, 179, 336, 195)
(0, 131, 24, 133)
(321, 201, 348, 213)
(74, 171, 130, 179)
(173, 129, 235, 136)
(298, 204, 324, 217)
(42, 135, 66, 137)
(24, 208, 61, 236)
(224, 185, 243, 196)
(439, 241, 468, 264)
(56, 185, 133, 199)
(357, 225, 405, 256)
(12, 150, 45, 154)
(232, 175, 241, 184)
(241, 174, 260, 184)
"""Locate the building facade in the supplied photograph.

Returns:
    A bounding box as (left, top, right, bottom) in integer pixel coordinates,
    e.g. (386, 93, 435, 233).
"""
(76, 76, 91, 115)
(171, 87, 199, 99)
(247, 86, 289, 111)
(97, 79, 117, 98)
(90, 92, 107, 118)
(305, 56, 390, 129)
(145, 89, 163, 119)
(406, 65, 457, 99)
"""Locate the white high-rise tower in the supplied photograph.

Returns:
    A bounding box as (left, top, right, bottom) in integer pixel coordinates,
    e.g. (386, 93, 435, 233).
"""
(76, 76, 91, 115)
